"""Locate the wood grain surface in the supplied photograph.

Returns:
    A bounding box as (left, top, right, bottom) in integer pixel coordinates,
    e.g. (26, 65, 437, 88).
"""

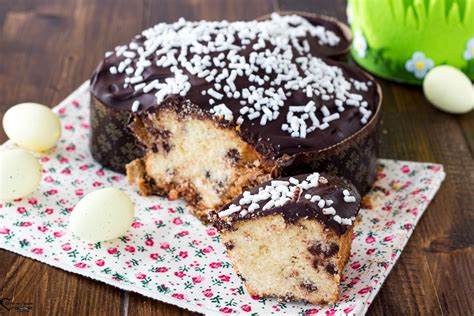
(0, 0, 473, 315)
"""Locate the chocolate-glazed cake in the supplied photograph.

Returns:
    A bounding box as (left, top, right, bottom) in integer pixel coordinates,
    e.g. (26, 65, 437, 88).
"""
(212, 172, 360, 305)
(89, 12, 381, 221)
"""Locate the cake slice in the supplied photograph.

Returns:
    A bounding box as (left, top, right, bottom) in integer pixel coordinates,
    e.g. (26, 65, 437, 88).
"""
(212, 172, 360, 305)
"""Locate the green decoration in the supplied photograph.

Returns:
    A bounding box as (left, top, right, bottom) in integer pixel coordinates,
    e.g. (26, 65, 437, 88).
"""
(348, 0, 474, 84)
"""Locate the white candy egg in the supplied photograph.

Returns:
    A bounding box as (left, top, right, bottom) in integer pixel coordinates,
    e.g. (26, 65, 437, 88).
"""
(0, 149, 42, 200)
(423, 66, 474, 114)
(70, 188, 135, 242)
(3, 103, 62, 151)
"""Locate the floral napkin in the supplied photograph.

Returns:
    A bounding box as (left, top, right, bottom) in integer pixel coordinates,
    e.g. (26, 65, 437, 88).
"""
(0, 82, 445, 315)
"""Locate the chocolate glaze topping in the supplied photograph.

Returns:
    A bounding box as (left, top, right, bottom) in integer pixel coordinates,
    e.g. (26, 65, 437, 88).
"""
(213, 172, 361, 235)
(90, 13, 380, 161)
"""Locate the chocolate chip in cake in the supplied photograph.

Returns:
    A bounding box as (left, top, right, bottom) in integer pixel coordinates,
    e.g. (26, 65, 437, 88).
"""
(151, 143, 159, 153)
(224, 240, 234, 250)
(312, 258, 322, 269)
(162, 141, 172, 152)
(325, 263, 338, 275)
(300, 281, 318, 293)
(324, 243, 339, 257)
(226, 148, 241, 163)
(308, 242, 323, 256)
(205, 170, 211, 179)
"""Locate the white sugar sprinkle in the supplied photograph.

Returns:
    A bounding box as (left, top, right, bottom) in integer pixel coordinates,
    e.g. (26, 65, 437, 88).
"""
(131, 100, 140, 112)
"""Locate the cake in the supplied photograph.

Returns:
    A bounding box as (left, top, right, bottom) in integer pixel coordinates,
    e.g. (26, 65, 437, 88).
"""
(212, 172, 361, 305)
(89, 12, 381, 221)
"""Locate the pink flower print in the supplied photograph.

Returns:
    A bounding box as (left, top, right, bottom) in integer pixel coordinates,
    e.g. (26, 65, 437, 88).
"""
(95, 259, 105, 267)
(0, 227, 10, 234)
(429, 165, 441, 171)
(47, 189, 58, 195)
(124, 245, 135, 253)
(172, 217, 183, 225)
(44, 208, 54, 215)
(59, 157, 69, 164)
(131, 221, 143, 228)
(150, 253, 160, 260)
(411, 188, 422, 195)
(177, 230, 189, 237)
(156, 267, 168, 273)
(384, 235, 394, 242)
(171, 293, 184, 300)
(385, 220, 395, 227)
(145, 239, 154, 246)
(218, 274, 230, 282)
(241, 305, 252, 312)
(72, 100, 80, 107)
(37, 226, 48, 233)
(79, 164, 89, 170)
(402, 181, 412, 189)
(28, 198, 37, 205)
(174, 271, 186, 278)
(404, 223, 413, 230)
(251, 295, 260, 300)
(401, 165, 410, 173)
(382, 205, 392, 211)
(96, 169, 105, 177)
(219, 307, 233, 314)
(40, 156, 50, 163)
(304, 308, 318, 315)
(64, 124, 74, 130)
(62, 243, 72, 251)
(111, 175, 121, 182)
(149, 205, 161, 210)
(58, 107, 66, 115)
(17, 207, 26, 214)
(75, 189, 84, 197)
(20, 222, 32, 227)
(107, 247, 118, 255)
(325, 309, 337, 316)
(92, 181, 103, 187)
(366, 235, 376, 244)
(80, 123, 90, 129)
(202, 245, 214, 253)
(349, 276, 360, 286)
(65, 145, 75, 151)
(44, 176, 54, 183)
(74, 262, 87, 268)
(206, 227, 217, 236)
(366, 248, 376, 255)
(31, 248, 43, 255)
(192, 276, 203, 283)
(202, 289, 213, 298)
(358, 286, 372, 294)
(343, 305, 356, 314)
(61, 169, 71, 175)
(351, 261, 361, 270)
(135, 273, 147, 280)
(209, 262, 221, 269)
(160, 242, 170, 249)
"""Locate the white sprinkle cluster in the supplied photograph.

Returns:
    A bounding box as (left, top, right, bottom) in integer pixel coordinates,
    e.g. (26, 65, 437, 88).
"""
(105, 13, 373, 139)
(218, 173, 358, 226)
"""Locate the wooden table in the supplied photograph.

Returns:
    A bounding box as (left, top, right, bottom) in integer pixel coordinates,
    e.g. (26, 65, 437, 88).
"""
(0, 0, 472, 315)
